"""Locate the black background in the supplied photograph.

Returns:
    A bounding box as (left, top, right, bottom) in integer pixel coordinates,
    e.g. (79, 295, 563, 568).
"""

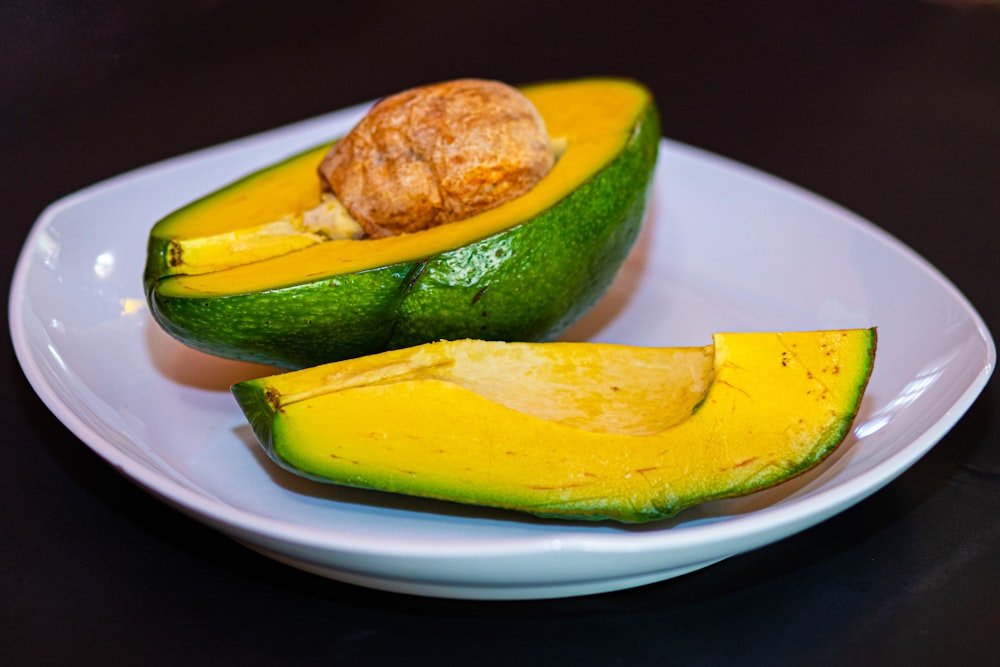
(4, 1, 999, 664)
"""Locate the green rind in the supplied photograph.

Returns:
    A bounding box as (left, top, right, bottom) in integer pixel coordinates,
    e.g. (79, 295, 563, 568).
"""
(150, 263, 417, 368)
(229, 379, 276, 454)
(148, 98, 660, 369)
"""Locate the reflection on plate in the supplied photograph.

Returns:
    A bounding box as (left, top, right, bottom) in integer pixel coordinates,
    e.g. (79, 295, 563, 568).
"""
(10, 102, 994, 600)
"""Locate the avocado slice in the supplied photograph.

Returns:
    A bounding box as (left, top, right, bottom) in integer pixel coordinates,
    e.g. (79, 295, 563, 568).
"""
(231, 329, 877, 523)
(144, 78, 660, 369)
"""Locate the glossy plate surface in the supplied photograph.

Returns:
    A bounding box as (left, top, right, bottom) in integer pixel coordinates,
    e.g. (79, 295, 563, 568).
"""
(10, 102, 994, 600)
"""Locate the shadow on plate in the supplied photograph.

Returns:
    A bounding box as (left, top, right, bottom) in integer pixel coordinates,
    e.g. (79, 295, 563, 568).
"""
(144, 316, 281, 391)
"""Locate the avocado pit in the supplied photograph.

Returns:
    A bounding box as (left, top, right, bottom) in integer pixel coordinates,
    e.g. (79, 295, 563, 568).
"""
(318, 79, 556, 238)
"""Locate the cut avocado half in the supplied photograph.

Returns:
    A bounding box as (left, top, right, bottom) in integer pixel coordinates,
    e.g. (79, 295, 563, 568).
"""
(144, 78, 660, 369)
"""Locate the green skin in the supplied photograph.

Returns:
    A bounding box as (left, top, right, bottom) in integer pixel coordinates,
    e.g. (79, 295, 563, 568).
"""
(146, 104, 660, 369)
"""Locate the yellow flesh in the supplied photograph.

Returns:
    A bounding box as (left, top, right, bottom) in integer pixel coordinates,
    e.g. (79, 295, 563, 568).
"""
(160, 79, 650, 297)
(261, 331, 873, 515)
(165, 145, 330, 274)
(275, 340, 715, 436)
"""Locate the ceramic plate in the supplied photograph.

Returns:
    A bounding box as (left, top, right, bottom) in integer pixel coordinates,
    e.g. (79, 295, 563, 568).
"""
(10, 102, 994, 600)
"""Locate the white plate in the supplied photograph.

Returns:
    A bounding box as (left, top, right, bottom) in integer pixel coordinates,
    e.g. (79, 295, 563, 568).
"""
(10, 103, 994, 600)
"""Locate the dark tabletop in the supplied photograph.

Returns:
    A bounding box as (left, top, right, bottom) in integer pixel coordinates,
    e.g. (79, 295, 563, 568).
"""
(4, 1, 999, 664)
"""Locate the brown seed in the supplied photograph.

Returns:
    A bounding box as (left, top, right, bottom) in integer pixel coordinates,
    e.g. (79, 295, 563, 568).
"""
(318, 79, 555, 238)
